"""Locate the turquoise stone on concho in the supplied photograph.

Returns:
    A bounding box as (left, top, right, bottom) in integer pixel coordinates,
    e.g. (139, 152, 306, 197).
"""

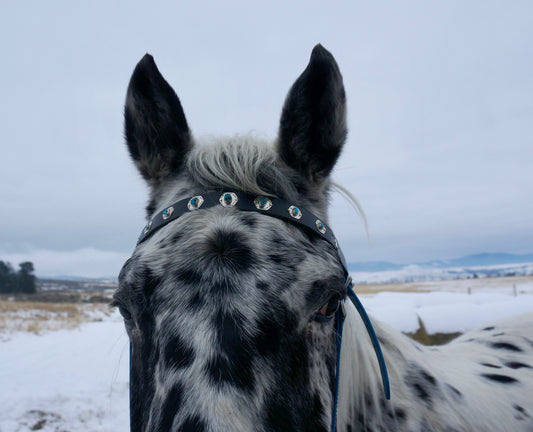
(162, 206, 174, 220)
(219, 192, 238, 207)
(143, 220, 152, 234)
(254, 196, 273, 210)
(315, 219, 327, 234)
(288, 205, 302, 220)
(187, 195, 204, 211)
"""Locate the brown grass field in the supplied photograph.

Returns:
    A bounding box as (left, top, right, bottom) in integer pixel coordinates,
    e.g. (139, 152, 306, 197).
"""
(0, 291, 115, 336)
(352, 274, 533, 295)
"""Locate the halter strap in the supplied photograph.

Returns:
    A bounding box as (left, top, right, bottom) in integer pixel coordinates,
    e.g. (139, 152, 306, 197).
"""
(135, 190, 390, 430)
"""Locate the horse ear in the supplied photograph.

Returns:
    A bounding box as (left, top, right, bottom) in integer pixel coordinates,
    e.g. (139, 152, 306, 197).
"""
(124, 54, 192, 188)
(278, 44, 347, 184)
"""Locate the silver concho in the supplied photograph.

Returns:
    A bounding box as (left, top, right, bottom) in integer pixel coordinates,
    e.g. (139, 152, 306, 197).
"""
(288, 205, 302, 220)
(162, 206, 174, 220)
(143, 220, 152, 234)
(315, 219, 327, 234)
(220, 192, 239, 207)
(254, 196, 273, 211)
(187, 195, 204, 211)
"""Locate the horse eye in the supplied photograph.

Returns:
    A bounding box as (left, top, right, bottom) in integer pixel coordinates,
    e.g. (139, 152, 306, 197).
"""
(118, 306, 133, 321)
(314, 294, 342, 321)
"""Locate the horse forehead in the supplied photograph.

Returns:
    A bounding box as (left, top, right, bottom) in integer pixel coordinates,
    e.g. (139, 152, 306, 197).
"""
(131, 210, 301, 293)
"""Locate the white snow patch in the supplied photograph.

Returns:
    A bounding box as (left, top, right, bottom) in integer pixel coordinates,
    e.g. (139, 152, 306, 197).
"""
(362, 291, 533, 333)
(0, 317, 129, 431)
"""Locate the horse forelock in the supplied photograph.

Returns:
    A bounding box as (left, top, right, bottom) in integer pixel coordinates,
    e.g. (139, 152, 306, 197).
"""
(144, 136, 332, 225)
(187, 136, 284, 197)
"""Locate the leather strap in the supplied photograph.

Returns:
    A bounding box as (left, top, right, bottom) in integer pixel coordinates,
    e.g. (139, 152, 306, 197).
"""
(137, 190, 346, 269)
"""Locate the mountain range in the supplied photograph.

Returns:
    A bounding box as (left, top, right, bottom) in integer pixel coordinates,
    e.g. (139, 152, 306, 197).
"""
(347, 252, 533, 273)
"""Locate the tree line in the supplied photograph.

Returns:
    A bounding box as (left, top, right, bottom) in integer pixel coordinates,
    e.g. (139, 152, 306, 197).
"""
(0, 261, 37, 294)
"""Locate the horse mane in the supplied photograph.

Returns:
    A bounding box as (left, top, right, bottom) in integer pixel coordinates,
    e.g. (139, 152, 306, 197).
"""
(186, 136, 296, 199)
(337, 301, 417, 430)
(337, 300, 388, 428)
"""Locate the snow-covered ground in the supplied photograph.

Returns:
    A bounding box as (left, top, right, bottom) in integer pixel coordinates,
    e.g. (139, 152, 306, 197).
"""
(364, 290, 533, 334)
(1, 276, 533, 431)
(356, 275, 533, 333)
(0, 312, 129, 432)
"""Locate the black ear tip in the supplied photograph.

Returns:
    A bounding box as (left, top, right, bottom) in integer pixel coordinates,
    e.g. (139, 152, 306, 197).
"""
(129, 54, 159, 84)
(136, 53, 157, 72)
(312, 43, 326, 54)
(128, 54, 165, 98)
(310, 44, 334, 62)
(309, 44, 341, 78)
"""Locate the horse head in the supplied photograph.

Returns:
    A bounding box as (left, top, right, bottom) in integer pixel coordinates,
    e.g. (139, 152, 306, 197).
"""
(115, 45, 350, 432)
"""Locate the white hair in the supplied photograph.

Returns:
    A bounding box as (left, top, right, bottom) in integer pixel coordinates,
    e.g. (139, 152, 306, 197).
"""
(186, 136, 284, 197)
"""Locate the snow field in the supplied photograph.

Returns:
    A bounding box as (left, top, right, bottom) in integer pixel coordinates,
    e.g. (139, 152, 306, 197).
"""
(362, 291, 533, 334)
(1, 279, 533, 431)
(0, 313, 129, 432)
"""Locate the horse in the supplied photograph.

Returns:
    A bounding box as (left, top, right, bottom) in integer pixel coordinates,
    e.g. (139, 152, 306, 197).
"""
(114, 45, 533, 432)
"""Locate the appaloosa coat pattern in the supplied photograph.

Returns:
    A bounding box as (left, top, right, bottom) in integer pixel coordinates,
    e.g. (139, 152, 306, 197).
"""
(114, 45, 533, 432)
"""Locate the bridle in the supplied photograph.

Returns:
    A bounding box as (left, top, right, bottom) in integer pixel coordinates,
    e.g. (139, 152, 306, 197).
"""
(135, 190, 390, 431)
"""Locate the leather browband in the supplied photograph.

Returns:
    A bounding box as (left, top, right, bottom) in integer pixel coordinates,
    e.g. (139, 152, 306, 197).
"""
(137, 190, 346, 268)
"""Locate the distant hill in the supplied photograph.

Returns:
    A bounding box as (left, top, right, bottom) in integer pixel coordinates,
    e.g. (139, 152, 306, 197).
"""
(40, 275, 118, 283)
(348, 261, 405, 272)
(37, 277, 117, 292)
(443, 252, 533, 268)
(348, 252, 533, 273)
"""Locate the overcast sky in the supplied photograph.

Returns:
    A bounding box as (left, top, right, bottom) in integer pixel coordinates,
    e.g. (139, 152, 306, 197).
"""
(1, 1, 532, 277)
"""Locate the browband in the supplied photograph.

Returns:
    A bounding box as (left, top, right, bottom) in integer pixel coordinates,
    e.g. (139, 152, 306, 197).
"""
(138, 191, 343, 261)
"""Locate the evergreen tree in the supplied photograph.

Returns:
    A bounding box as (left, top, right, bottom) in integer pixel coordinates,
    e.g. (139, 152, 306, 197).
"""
(0, 261, 16, 293)
(17, 261, 36, 294)
(0, 260, 37, 293)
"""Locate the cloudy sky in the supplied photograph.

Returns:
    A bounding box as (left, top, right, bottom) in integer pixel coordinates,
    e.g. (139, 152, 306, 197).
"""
(1, 1, 532, 277)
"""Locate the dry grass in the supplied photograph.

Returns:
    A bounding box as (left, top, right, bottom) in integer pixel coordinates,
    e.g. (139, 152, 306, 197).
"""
(0, 298, 115, 336)
(354, 283, 433, 294)
(405, 317, 462, 345)
(353, 274, 533, 295)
